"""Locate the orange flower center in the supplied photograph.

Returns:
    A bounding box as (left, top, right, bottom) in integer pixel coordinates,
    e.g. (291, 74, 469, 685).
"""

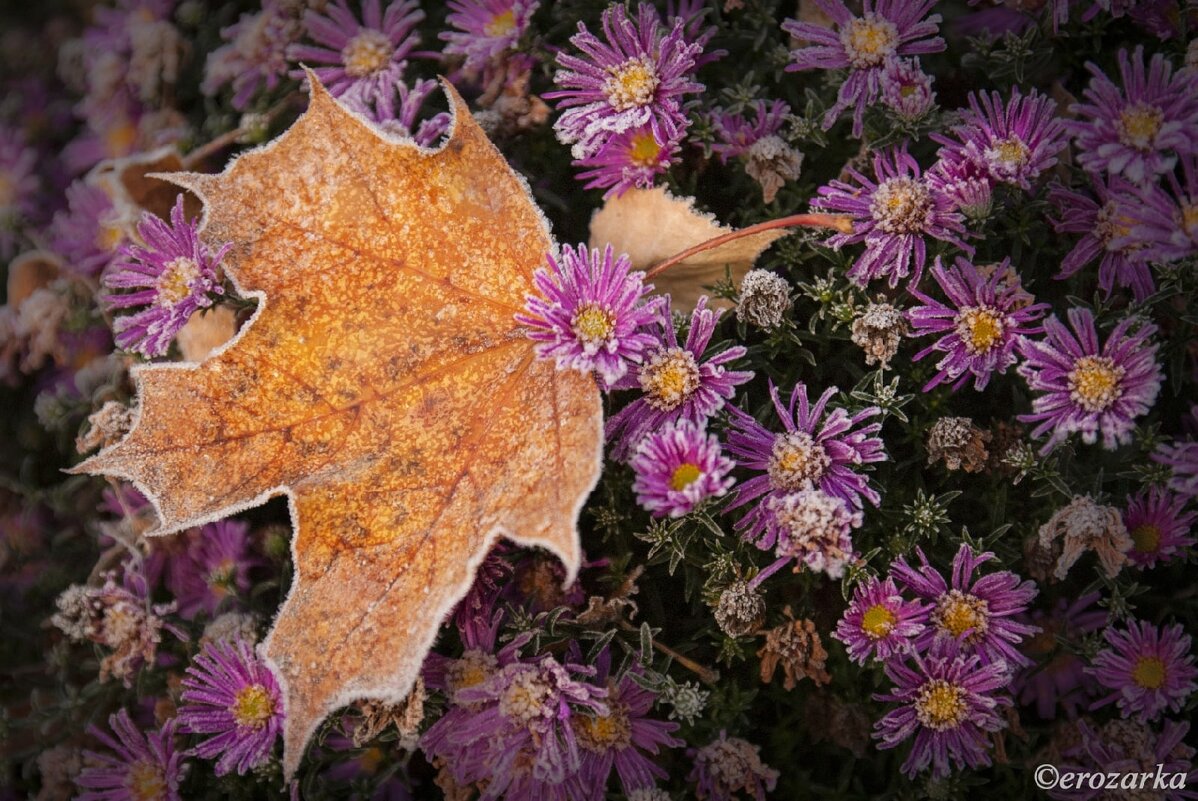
(157, 257, 201, 306)
(627, 130, 663, 167)
(767, 431, 830, 490)
(571, 303, 615, 346)
(870, 176, 931, 234)
(576, 704, 632, 751)
(934, 590, 989, 642)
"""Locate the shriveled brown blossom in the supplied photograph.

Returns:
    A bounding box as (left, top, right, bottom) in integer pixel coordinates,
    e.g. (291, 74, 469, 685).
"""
(986, 420, 1026, 476)
(34, 745, 82, 801)
(744, 135, 803, 203)
(850, 301, 908, 368)
(714, 579, 766, 638)
(76, 400, 134, 454)
(736, 269, 792, 331)
(1038, 495, 1132, 580)
(353, 676, 426, 751)
(758, 607, 830, 690)
(926, 416, 991, 473)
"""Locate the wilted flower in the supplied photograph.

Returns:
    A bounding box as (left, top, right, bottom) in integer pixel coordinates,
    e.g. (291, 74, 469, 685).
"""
(1017, 308, 1162, 454)
(925, 417, 991, 473)
(735, 269, 792, 331)
(0, 125, 38, 259)
(781, 0, 945, 138)
(758, 609, 831, 689)
(688, 730, 779, 801)
(74, 710, 183, 801)
(850, 301, 908, 368)
(630, 419, 735, 518)
(1037, 495, 1133, 580)
(765, 488, 862, 579)
(711, 101, 802, 203)
(1087, 619, 1198, 723)
(714, 579, 766, 638)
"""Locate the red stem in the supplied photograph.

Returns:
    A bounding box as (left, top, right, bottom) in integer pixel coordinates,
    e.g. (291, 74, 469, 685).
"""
(644, 213, 853, 280)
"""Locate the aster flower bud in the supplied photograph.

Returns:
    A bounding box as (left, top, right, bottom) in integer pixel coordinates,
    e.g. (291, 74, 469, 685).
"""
(926, 416, 991, 473)
(736, 269, 792, 330)
(850, 301, 908, 368)
(713, 579, 766, 638)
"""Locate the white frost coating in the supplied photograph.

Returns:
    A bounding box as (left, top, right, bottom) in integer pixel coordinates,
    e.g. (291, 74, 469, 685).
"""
(74, 69, 602, 779)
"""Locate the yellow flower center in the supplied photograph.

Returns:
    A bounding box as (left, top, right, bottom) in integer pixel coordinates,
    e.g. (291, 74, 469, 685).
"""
(231, 683, 275, 729)
(870, 176, 932, 234)
(96, 222, 124, 253)
(105, 120, 138, 158)
(1095, 201, 1136, 250)
(1132, 656, 1167, 689)
(670, 462, 702, 491)
(484, 9, 517, 37)
(955, 306, 1005, 354)
(571, 303, 615, 347)
(638, 347, 700, 411)
(915, 679, 968, 731)
(1117, 102, 1164, 151)
(157, 257, 201, 306)
(627, 130, 663, 167)
(446, 649, 496, 698)
(341, 29, 392, 78)
(841, 15, 899, 68)
(861, 603, 896, 638)
(576, 705, 632, 751)
(933, 590, 989, 643)
(767, 431, 830, 490)
(1067, 355, 1125, 413)
(1131, 523, 1161, 554)
(991, 137, 1030, 169)
(125, 760, 168, 801)
(603, 57, 659, 111)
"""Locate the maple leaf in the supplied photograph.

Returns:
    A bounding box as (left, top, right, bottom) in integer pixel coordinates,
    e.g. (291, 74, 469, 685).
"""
(72, 77, 603, 775)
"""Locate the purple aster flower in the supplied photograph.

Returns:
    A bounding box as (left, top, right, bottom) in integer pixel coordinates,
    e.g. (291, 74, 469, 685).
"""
(202, 0, 302, 110)
(547, 3, 704, 160)
(1017, 307, 1163, 453)
(725, 381, 885, 545)
(666, 0, 726, 68)
(166, 519, 262, 620)
(1069, 46, 1198, 186)
(1123, 487, 1197, 569)
(1114, 152, 1198, 264)
(1049, 177, 1157, 301)
(630, 419, 735, 518)
(0, 125, 39, 259)
(1011, 592, 1108, 720)
(873, 640, 1011, 778)
(516, 243, 662, 389)
(287, 0, 424, 100)
(781, 0, 945, 138)
(687, 730, 779, 801)
(422, 652, 608, 799)
(1154, 437, 1198, 501)
(605, 296, 752, 461)
(932, 87, 1067, 191)
(762, 488, 862, 580)
(926, 157, 994, 221)
(890, 543, 1039, 673)
(74, 709, 183, 801)
(573, 116, 683, 198)
(342, 73, 451, 147)
(834, 575, 928, 664)
(1052, 719, 1197, 801)
(103, 195, 229, 358)
(907, 255, 1049, 392)
(710, 100, 790, 162)
(178, 635, 284, 776)
(49, 180, 124, 277)
(879, 57, 935, 121)
(1087, 619, 1198, 723)
(570, 648, 683, 800)
(810, 145, 971, 288)
(440, 0, 539, 73)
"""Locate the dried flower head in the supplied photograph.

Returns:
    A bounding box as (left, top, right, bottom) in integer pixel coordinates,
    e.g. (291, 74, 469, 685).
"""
(758, 608, 832, 689)
(851, 301, 909, 368)
(736, 269, 792, 331)
(688, 730, 780, 801)
(714, 579, 766, 638)
(926, 417, 991, 473)
(1037, 495, 1133, 580)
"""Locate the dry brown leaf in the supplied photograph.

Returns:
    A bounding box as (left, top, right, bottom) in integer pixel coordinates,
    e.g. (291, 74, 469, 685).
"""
(91, 146, 201, 225)
(5, 250, 62, 307)
(587, 186, 789, 311)
(72, 76, 603, 775)
(175, 306, 238, 362)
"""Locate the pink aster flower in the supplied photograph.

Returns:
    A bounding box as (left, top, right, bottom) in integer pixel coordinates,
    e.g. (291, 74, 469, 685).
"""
(1069, 46, 1198, 186)
(605, 296, 752, 461)
(0, 125, 38, 259)
(630, 419, 735, 518)
(74, 709, 183, 801)
(1048, 177, 1156, 301)
(762, 488, 862, 580)
(781, 0, 945, 138)
(890, 543, 1039, 673)
(873, 640, 1011, 778)
(1113, 152, 1198, 264)
(48, 180, 124, 277)
(103, 195, 229, 359)
(202, 0, 302, 110)
(573, 116, 683, 198)
(166, 519, 262, 620)
(287, 0, 424, 100)
(178, 635, 284, 776)
(932, 86, 1067, 191)
(1123, 487, 1196, 569)
(725, 381, 885, 545)
(342, 72, 451, 147)
(879, 57, 936, 121)
(1154, 437, 1198, 501)
(835, 575, 928, 665)
(926, 157, 994, 221)
(907, 256, 1049, 392)
(687, 730, 779, 801)
(1017, 307, 1163, 454)
(570, 648, 683, 800)
(810, 145, 971, 288)
(547, 3, 704, 160)
(440, 0, 539, 73)
(517, 243, 662, 389)
(1012, 593, 1108, 720)
(1087, 619, 1198, 723)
